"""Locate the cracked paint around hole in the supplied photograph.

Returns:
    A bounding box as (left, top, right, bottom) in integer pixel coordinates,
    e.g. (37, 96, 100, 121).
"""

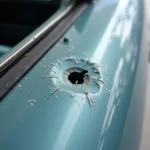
(49, 58, 102, 94)
(43, 57, 110, 107)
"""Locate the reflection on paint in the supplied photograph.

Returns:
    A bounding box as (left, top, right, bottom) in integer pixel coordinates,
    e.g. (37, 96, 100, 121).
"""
(94, 0, 119, 12)
(99, 139, 104, 150)
(107, 105, 116, 128)
(101, 58, 124, 134)
(131, 60, 136, 72)
(53, 95, 85, 150)
(97, 58, 124, 150)
(91, 0, 138, 64)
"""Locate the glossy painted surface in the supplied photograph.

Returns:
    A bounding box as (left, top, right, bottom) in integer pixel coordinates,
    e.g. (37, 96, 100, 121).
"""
(0, 0, 146, 150)
(0, 45, 11, 57)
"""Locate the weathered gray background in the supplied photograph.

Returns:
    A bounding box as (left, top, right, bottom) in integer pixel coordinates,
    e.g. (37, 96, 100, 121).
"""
(140, 0, 150, 149)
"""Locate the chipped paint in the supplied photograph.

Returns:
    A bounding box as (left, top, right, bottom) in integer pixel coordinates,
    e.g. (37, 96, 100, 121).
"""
(26, 100, 36, 106)
(43, 56, 110, 107)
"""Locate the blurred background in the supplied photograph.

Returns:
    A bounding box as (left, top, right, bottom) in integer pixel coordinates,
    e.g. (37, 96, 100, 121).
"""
(140, 0, 150, 149)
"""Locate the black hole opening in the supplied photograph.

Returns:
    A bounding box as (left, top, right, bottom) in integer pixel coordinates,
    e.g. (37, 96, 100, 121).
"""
(68, 70, 88, 85)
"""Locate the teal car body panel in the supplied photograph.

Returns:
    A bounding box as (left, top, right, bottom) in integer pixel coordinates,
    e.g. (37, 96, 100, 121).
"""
(0, 0, 148, 150)
(0, 45, 11, 57)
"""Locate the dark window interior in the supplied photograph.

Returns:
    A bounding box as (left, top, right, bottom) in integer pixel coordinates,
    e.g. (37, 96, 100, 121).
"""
(0, 1, 60, 47)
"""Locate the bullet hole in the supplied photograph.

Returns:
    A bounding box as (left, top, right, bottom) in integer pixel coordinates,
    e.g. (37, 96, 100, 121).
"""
(68, 70, 88, 85)
(54, 59, 102, 94)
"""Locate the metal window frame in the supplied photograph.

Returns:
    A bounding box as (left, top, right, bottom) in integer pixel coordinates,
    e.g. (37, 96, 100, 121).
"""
(0, 1, 75, 73)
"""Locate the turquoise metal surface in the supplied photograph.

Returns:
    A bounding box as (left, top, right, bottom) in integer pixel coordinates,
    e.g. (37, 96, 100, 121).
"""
(0, 45, 11, 57)
(0, 0, 146, 150)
